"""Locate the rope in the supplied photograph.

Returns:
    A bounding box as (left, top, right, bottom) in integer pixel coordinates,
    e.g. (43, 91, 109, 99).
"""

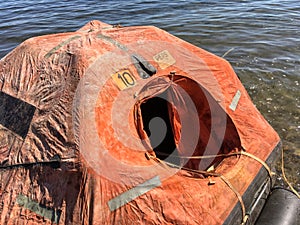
(149, 147, 300, 222)
(155, 150, 274, 177)
(156, 148, 300, 198)
(219, 175, 248, 225)
(145, 152, 248, 225)
(145, 152, 173, 171)
(281, 147, 300, 198)
(236, 151, 274, 177)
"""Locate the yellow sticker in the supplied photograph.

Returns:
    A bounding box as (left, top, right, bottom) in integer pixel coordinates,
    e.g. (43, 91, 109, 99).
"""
(111, 69, 137, 90)
(153, 50, 176, 69)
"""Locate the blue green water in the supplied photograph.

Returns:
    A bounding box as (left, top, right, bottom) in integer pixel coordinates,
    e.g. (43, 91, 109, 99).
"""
(0, 0, 299, 190)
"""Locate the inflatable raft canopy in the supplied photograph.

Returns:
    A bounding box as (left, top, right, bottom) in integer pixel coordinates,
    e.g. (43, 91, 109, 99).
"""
(0, 20, 281, 224)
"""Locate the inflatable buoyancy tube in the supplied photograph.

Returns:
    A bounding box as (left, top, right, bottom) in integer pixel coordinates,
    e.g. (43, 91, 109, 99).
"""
(255, 188, 300, 225)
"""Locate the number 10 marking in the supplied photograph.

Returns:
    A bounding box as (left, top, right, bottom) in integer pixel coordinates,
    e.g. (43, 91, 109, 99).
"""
(112, 69, 137, 90)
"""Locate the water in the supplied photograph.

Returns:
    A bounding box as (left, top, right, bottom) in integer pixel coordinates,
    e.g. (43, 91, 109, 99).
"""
(0, 0, 299, 191)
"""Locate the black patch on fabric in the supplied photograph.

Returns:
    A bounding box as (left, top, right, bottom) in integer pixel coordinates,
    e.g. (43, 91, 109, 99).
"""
(0, 91, 36, 138)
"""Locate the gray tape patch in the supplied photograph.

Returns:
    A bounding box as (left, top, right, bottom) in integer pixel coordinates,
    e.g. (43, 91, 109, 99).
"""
(45, 35, 81, 58)
(108, 176, 161, 211)
(16, 195, 61, 224)
(229, 90, 241, 111)
(97, 34, 128, 51)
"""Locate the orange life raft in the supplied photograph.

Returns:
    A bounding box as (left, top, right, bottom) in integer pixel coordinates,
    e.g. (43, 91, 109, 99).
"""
(0, 20, 280, 225)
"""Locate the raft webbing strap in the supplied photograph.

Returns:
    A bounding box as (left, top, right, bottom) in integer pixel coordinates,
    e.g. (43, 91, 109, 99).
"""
(0, 156, 77, 170)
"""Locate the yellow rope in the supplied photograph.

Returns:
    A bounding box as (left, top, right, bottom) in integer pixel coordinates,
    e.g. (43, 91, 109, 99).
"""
(238, 151, 274, 177)
(156, 148, 299, 197)
(146, 147, 300, 223)
(158, 149, 300, 198)
(180, 148, 300, 198)
(157, 150, 274, 177)
(281, 148, 300, 199)
(219, 175, 248, 225)
(146, 152, 247, 224)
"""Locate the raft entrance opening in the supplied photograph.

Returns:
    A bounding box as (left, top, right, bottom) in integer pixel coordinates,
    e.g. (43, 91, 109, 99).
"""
(140, 91, 180, 165)
(136, 75, 242, 171)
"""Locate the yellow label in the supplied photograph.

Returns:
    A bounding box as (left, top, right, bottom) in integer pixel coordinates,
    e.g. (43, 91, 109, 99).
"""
(153, 50, 176, 69)
(111, 69, 137, 91)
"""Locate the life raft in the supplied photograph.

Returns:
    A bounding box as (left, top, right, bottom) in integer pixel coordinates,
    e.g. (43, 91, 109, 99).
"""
(0, 20, 281, 224)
